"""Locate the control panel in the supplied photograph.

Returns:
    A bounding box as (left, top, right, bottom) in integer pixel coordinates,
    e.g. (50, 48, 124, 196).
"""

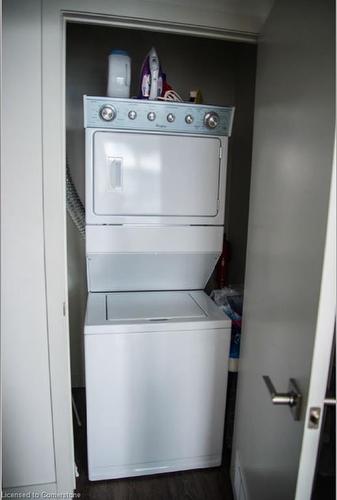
(84, 96, 235, 136)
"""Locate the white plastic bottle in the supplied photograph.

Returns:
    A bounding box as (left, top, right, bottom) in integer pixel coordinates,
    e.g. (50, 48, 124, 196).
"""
(107, 50, 131, 98)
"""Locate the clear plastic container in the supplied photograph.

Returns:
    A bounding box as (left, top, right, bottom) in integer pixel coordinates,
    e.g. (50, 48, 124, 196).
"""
(107, 50, 131, 98)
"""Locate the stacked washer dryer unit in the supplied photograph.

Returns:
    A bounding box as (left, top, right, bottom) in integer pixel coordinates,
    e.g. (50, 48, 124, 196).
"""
(83, 96, 235, 481)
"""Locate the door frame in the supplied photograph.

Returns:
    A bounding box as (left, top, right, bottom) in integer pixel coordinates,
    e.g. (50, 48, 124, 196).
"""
(41, 0, 335, 495)
(41, 1, 259, 492)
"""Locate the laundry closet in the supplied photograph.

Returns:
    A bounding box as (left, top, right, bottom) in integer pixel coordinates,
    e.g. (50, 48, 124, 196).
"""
(2, 1, 334, 499)
(65, 22, 256, 485)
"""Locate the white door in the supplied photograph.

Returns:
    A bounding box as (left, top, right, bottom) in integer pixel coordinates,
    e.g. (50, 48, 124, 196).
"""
(231, 1, 335, 499)
(88, 130, 225, 224)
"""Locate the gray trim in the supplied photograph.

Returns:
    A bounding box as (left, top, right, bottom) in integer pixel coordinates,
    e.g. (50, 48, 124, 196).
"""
(64, 12, 258, 43)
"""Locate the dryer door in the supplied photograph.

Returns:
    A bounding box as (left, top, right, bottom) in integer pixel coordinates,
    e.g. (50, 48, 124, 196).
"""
(86, 130, 225, 225)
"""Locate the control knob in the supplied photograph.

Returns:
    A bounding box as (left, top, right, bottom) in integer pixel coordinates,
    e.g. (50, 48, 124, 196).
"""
(99, 105, 116, 121)
(185, 114, 194, 124)
(147, 112, 156, 121)
(128, 110, 137, 120)
(167, 113, 175, 123)
(204, 112, 220, 129)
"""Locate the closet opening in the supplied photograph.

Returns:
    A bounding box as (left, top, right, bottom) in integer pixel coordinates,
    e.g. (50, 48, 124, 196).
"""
(65, 19, 256, 498)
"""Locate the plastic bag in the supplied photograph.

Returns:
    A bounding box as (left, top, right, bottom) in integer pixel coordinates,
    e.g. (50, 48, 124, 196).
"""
(211, 287, 243, 371)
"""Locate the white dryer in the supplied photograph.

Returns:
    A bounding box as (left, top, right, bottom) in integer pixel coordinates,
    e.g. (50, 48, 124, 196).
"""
(83, 96, 235, 480)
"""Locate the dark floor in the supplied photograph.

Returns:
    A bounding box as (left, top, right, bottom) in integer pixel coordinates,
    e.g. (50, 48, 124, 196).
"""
(311, 406, 336, 500)
(72, 380, 236, 500)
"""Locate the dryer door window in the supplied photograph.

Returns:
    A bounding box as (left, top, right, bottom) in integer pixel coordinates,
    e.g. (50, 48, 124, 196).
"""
(92, 131, 221, 217)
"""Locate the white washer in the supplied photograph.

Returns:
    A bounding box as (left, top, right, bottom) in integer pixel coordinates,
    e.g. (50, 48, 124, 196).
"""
(84, 290, 231, 481)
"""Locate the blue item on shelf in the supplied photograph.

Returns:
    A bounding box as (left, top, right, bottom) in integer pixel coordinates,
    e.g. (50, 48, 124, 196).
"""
(211, 287, 243, 370)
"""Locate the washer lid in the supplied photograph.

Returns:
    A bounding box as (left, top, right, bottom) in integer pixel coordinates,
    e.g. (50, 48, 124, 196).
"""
(84, 290, 231, 334)
(106, 291, 206, 321)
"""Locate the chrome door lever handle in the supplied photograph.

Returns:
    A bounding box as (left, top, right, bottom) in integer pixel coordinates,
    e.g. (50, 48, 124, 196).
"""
(263, 376, 297, 405)
(263, 375, 302, 421)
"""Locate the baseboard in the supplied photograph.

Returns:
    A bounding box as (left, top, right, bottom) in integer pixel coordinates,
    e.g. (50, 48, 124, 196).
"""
(89, 455, 222, 481)
(232, 451, 248, 500)
(3, 482, 58, 498)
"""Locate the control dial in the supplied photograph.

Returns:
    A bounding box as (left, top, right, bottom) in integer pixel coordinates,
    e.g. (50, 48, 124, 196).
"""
(185, 114, 194, 124)
(128, 110, 137, 120)
(100, 105, 116, 121)
(204, 112, 220, 129)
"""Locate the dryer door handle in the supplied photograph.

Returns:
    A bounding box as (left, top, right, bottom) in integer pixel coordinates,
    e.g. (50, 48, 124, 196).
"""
(107, 157, 123, 190)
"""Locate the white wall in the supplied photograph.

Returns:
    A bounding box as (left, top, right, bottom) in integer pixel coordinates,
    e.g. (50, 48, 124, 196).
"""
(66, 25, 257, 385)
(2, 0, 56, 489)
